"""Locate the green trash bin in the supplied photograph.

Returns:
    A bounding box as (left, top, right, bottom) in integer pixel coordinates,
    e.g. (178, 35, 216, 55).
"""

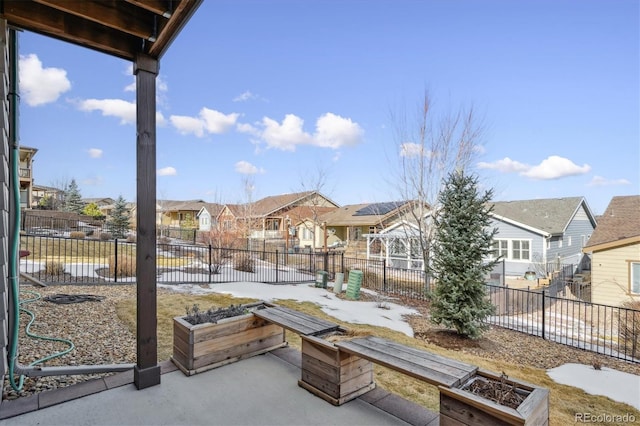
(315, 270, 328, 288)
(346, 270, 363, 299)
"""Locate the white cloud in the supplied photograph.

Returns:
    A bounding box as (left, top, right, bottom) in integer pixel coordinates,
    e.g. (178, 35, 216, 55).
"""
(314, 113, 363, 149)
(170, 115, 204, 136)
(237, 122, 260, 136)
(522, 156, 591, 180)
(19, 54, 71, 106)
(88, 148, 103, 159)
(201, 108, 240, 134)
(261, 114, 313, 151)
(248, 113, 364, 151)
(587, 175, 631, 187)
(157, 167, 177, 176)
(233, 90, 258, 102)
(78, 98, 136, 124)
(477, 157, 530, 173)
(170, 108, 239, 137)
(478, 155, 591, 180)
(235, 161, 264, 175)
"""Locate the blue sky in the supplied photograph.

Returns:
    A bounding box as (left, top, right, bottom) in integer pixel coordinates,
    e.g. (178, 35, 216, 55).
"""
(18, 0, 639, 215)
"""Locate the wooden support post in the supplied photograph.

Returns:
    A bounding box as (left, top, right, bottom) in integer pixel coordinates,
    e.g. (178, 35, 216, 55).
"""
(133, 54, 161, 390)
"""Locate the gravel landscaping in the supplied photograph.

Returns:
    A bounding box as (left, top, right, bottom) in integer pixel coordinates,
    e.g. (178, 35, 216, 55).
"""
(3, 283, 639, 402)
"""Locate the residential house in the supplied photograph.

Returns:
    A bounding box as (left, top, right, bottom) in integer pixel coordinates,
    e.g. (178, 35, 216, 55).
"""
(582, 195, 640, 307)
(32, 184, 64, 210)
(489, 197, 597, 278)
(213, 191, 339, 247)
(158, 199, 207, 228)
(319, 201, 420, 256)
(18, 145, 37, 209)
(196, 203, 224, 232)
(82, 197, 116, 208)
(100, 200, 137, 229)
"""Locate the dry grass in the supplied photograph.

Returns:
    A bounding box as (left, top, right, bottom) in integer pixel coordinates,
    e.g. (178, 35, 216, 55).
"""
(109, 254, 136, 277)
(115, 293, 639, 425)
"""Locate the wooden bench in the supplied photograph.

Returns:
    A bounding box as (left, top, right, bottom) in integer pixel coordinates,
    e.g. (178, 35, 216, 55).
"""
(253, 305, 341, 336)
(334, 336, 478, 388)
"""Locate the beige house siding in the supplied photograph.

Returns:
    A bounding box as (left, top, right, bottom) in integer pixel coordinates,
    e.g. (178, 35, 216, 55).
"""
(591, 242, 640, 307)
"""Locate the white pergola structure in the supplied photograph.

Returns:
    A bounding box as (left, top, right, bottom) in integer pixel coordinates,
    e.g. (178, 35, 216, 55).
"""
(365, 221, 425, 271)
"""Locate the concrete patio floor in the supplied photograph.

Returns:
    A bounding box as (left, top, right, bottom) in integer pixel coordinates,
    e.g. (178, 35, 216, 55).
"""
(0, 347, 439, 426)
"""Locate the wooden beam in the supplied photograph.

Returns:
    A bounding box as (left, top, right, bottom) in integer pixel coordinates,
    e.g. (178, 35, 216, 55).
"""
(147, 0, 202, 59)
(2, 1, 142, 61)
(33, 0, 167, 41)
(126, 0, 174, 17)
(133, 53, 161, 390)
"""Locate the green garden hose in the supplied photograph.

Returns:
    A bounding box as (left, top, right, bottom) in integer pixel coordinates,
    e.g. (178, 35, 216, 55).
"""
(8, 291, 75, 391)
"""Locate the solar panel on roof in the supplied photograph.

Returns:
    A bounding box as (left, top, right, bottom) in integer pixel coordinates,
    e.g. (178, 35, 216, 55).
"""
(354, 202, 404, 216)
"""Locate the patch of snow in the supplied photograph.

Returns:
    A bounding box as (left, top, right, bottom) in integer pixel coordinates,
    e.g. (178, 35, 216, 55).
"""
(159, 281, 419, 337)
(547, 363, 640, 410)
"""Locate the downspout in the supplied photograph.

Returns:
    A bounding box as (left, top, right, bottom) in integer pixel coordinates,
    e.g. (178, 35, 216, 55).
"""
(6, 28, 132, 391)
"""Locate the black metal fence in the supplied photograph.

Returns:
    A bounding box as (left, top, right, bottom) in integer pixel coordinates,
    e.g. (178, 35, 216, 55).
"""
(486, 284, 640, 363)
(19, 234, 431, 298)
(19, 234, 638, 363)
(18, 235, 344, 285)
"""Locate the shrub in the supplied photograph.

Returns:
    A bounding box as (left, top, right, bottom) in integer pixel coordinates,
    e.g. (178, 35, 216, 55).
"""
(99, 232, 112, 241)
(126, 234, 136, 243)
(109, 254, 136, 277)
(45, 261, 65, 276)
(69, 231, 85, 239)
(619, 300, 640, 359)
(198, 249, 224, 274)
(234, 253, 255, 273)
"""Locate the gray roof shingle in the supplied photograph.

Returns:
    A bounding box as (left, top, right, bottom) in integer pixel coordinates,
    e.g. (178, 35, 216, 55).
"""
(490, 197, 588, 235)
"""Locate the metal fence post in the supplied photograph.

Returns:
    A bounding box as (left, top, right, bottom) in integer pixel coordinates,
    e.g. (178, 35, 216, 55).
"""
(383, 259, 387, 292)
(114, 239, 118, 283)
(208, 244, 212, 284)
(275, 249, 279, 283)
(542, 289, 546, 340)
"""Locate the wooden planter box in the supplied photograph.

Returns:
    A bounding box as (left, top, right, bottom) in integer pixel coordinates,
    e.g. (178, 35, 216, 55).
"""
(439, 369, 549, 425)
(298, 331, 375, 406)
(171, 303, 286, 376)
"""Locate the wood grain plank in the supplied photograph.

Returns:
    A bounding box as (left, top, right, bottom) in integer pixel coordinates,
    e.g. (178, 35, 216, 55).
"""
(254, 306, 338, 335)
(335, 337, 477, 387)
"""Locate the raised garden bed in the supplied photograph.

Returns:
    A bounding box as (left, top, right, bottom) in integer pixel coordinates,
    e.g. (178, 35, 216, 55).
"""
(171, 301, 286, 376)
(439, 369, 549, 425)
(298, 328, 375, 405)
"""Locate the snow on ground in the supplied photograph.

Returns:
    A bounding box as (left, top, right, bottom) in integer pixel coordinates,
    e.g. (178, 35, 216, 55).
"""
(159, 281, 419, 337)
(547, 363, 640, 410)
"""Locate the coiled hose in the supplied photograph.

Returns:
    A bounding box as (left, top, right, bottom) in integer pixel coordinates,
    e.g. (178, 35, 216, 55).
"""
(8, 291, 75, 391)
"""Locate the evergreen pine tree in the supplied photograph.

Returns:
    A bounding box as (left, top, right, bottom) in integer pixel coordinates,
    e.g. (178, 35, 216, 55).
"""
(63, 179, 84, 213)
(430, 169, 498, 339)
(106, 195, 130, 239)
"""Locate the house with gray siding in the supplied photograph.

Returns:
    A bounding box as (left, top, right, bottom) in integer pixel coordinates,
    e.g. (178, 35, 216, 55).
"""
(488, 197, 597, 278)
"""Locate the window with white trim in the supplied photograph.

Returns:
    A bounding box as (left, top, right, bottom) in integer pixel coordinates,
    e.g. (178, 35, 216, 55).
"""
(558, 237, 563, 248)
(511, 240, 530, 261)
(631, 262, 640, 294)
(490, 239, 508, 259)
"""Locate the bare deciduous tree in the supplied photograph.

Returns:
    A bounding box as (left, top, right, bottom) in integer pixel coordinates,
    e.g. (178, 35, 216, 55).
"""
(294, 164, 335, 250)
(389, 91, 485, 291)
